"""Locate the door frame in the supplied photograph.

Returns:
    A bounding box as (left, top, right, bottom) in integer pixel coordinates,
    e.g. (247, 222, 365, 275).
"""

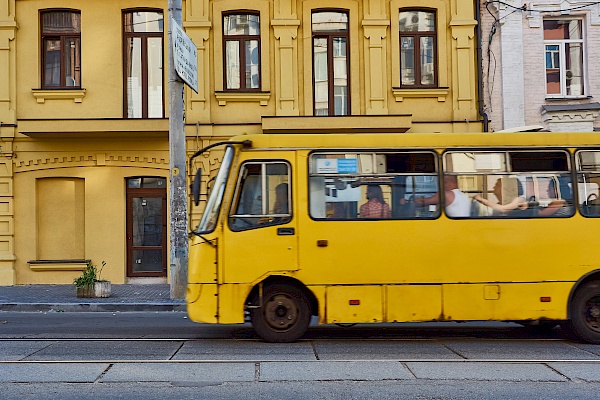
(126, 187, 167, 277)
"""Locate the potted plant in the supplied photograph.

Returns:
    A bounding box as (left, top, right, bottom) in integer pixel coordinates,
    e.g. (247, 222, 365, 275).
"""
(73, 260, 111, 298)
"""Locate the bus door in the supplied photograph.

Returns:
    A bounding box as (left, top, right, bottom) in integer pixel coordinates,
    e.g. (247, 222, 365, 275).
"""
(222, 158, 297, 285)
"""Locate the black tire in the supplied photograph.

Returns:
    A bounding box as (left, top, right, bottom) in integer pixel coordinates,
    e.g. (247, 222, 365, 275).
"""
(250, 283, 311, 343)
(568, 281, 600, 344)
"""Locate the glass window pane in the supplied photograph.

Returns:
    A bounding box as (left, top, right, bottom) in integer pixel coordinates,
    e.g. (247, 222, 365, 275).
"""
(132, 198, 163, 246)
(334, 86, 347, 116)
(544, 20, 581, 40)
(147, 37, 163, 118)
(64, 38, 80, 87)
(141, 177, 166, 188)
(42, 12, 80, 33)
(224, 14, 260, 36)
(565, 43, 584, 96)
(126, 37, 143, 118)
(127, 178, 142, 188)
(44, 39, 61, 87)
(226, 41, 241, 89)
(401, 37, 415, 85)
(314, 38, 328, 115)
(124, 11, 163, 33)
(312, 12, 348, 32)
(245, 40, 260, 89)
(399, 11, 435, 32)
(420, 37, 435, 85)
(132, 250, 163, 273)
(545, 45, 561, 95)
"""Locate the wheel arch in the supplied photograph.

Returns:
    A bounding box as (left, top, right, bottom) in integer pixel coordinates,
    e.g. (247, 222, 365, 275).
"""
(567, 269, 600, 319)
(246, 275, 319, 317)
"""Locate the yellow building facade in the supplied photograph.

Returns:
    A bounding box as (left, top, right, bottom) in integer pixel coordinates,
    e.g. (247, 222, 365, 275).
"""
(0, 0, 482, 285)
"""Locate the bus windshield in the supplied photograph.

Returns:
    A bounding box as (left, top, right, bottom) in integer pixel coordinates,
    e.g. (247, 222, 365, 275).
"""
(196, 145, 234, 234)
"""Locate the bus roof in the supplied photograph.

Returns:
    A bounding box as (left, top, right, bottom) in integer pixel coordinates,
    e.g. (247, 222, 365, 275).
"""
(229, 132, 600, 150)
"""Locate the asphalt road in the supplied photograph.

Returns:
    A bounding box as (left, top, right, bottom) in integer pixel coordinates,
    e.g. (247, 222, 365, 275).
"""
(1, 312, 600, 399)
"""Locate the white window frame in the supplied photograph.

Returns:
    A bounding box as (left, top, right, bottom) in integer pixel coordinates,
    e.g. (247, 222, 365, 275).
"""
(543, 18, 587, 99)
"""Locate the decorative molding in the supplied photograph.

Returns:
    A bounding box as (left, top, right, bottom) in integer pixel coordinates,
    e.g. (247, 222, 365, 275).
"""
(31, 89, 87, 104)
(528, 1, 600, 27)
(15, 155, 169, 172)
(392, 88, 450, 102)
(28, 260, 88, 272)
(215, 92, 271, 106)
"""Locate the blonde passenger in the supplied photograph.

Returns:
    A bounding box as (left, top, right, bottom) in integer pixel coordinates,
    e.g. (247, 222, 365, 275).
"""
(473, 178, 527, 214)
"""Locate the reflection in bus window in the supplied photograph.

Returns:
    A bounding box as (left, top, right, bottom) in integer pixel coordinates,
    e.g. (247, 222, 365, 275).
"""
(445, 150, 573, 218)
(309, 151, 439, 220)
(229, 162, 292, 230)
(577, 150, 600, 217)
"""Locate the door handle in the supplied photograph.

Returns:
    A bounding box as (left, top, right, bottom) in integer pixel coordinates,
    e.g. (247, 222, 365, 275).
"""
(277, 227, 295, 236)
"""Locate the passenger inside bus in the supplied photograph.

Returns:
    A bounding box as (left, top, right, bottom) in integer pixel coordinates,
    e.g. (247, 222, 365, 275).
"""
(538, 179, 573, 217)
(359, 185, 391, 218)
(473, 177, 527, 215)
(414, 175, 470, 217)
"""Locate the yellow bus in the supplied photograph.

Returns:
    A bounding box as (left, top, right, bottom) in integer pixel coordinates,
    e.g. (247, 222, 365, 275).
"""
(187, 132, 600, 343)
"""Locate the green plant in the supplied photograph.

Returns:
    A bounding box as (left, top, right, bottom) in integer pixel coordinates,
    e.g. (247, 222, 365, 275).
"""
(73, 260, 106, 288)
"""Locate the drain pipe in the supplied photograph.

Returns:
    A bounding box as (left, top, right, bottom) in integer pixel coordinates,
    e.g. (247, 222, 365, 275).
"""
(475, 0, 490, 132)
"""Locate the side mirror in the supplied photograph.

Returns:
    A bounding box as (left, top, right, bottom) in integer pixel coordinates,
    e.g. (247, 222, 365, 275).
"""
(192, 169, 202, 206)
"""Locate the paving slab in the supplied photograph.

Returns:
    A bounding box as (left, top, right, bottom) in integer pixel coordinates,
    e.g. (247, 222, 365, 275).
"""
(441, 339, 600, 360)
(172, 340, 316, 360)
(313, 339, 462, 360)
(406, 362, 567, 381)
(20, 340, 183, 361)
(259, 361, 414, 381)
(570, 343, 600, 357)
(0, 363, 108, 382)
(0, 341, 56, 361)
(549, 362, 600, 382)
(100, 362, 256, 383)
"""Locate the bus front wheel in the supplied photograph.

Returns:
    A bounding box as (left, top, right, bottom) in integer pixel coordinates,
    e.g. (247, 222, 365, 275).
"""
(569, 281, 600, 344)
(250, 283, 311, 343)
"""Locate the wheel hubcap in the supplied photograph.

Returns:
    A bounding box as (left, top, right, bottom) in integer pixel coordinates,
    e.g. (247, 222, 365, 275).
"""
(585, 295, 600, 332)
(264, 294, 298, 331)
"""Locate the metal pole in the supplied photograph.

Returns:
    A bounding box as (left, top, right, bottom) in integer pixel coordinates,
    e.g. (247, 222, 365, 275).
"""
(168, 0, 187, 299)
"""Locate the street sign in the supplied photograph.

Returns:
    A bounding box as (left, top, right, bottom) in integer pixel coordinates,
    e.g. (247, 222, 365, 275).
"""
(171, 18, 198, 93)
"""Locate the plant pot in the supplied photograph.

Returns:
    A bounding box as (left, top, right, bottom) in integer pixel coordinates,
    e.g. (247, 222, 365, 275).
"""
(76, 281, 111, 298)
(94, 281, 111, 298)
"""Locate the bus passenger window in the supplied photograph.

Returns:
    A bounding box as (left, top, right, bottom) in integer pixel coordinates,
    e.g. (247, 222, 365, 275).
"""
(445, 150, 573, 219)
(309, 151, 439, 220)
(229, 161, 292, 231)
(577, 150, 600, 217)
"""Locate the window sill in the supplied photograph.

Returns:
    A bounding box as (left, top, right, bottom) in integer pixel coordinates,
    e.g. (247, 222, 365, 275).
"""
(32, 89, 87, 104)
(392, 87, 449, 102)
(28, 259, 89, 271)
(545, 95, 592, 101)
(215, 91, 270, 106)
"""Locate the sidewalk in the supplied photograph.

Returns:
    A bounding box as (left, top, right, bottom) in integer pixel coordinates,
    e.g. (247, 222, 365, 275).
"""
(0, 284, 185, 312)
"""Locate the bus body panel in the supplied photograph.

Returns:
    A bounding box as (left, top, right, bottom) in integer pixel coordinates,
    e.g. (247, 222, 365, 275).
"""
(387, 285, 443, 322)
(326, 285, 385, 323)
(442, 282, 572, 320)
(188, 238, 217, 284)
(186, 283, 218, 323)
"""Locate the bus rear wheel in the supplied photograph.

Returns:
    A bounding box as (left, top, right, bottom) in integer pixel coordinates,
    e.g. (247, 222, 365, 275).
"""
(250, 283, 311, 343)
(568, 281, 600, 344)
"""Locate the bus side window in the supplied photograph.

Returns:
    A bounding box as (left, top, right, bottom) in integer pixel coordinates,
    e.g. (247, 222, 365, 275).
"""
(229, 162, 292, 231)
(445, 150, 574, 219)
(577, 151, 600, 217)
